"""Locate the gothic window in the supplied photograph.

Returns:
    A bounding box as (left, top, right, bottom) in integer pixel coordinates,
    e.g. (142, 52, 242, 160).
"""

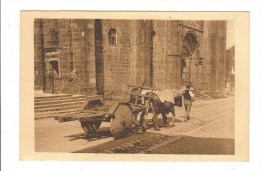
(50, 28, 59, 46)
(109, 28, 117, 45)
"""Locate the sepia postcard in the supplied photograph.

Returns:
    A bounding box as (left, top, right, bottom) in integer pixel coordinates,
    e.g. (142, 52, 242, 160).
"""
(20, 11, 249, 161)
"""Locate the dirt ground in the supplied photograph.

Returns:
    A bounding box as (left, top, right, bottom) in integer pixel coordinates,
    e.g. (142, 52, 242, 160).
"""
(35, 96, 234, 154)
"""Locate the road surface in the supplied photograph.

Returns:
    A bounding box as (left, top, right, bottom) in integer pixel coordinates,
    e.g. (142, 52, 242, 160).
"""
(35, 96, 234, 154)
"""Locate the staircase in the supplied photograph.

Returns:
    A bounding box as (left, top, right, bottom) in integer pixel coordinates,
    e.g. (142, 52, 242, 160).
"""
(34, 94, 102, 120)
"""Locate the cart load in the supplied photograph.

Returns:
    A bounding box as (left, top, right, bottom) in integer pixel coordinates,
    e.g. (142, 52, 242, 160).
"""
(54, 84, 155, 137)
(54, 83, 186, 137)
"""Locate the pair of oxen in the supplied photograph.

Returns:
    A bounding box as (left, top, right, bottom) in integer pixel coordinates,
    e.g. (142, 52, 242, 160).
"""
(130, 88, 183, 132)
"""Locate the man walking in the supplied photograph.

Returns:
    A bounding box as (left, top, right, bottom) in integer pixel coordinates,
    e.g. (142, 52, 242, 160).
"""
(183, 84, 195, 122)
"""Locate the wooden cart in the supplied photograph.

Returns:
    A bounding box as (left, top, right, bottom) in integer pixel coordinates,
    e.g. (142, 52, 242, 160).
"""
(54, 85, 155, 137)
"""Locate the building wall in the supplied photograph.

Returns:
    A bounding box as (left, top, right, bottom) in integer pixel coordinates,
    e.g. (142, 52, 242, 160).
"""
(225, 46, 235, 85)
(202, 21, 227, 95)
(102, 20, 135, 94)
(34, 19, 44, 90)
(152, 20, 205, 91)
(152, 20, 168, 90)
(34, 19, 97, 95)
(99, 20, 154, 95)
(34, 19, 227, 97)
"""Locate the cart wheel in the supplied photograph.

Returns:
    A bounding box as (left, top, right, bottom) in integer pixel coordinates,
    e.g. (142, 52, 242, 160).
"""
(80, 121, 102, 134)
(110, 104, 133, 137)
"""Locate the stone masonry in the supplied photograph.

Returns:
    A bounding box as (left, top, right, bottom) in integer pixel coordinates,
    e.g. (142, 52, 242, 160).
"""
(34, 19, 227, 98)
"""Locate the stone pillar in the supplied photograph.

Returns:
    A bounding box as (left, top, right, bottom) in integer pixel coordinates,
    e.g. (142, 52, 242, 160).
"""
(216, 21, 227, 93)
(152, 20, 167, 90)
(207, 21, 218, 92)
(134, 20, 153, 86)
(34, 19, 45, 91)
(94, 19, 104, 95)
(200, 21, 209, 90)
(83, 19, 97, 95)
(144, 20, 153, 87)
(206, 21, 227, 96)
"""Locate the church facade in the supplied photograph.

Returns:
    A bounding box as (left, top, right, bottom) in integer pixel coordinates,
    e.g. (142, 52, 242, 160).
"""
(34, 19, 227, 98)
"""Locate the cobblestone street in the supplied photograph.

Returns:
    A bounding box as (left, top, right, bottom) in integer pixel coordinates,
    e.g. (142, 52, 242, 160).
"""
(35, 96, 234, 154)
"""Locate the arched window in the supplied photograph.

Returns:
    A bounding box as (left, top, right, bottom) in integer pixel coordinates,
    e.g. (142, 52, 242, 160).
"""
(50, 28, 59, 46)
(109, 28, 117, 45)
(181, 32, 199, 57)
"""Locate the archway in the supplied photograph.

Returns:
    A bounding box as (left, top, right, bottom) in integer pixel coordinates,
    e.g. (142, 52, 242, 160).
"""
(44, 58, 60, 94)
(180, 32, 199, 86)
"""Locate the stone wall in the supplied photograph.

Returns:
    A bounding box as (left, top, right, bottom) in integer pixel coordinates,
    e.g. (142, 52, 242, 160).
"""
(100, 20, 155, 95)
(203, 21, 227, 95)
(34, 19, 44, 90)
(34, 19, 96, 95)
(102, 20, 133, 95)
(34, 19, 227, 97)
(152, 20, 168, 90)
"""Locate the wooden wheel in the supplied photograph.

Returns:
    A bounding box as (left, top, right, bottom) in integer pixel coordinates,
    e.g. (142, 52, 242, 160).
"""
(110, 104, 133, 137)
(80, 121, 102, 134)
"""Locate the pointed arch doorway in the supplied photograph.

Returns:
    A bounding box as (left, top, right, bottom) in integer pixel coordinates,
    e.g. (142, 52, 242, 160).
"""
(180, 32, 199, 87)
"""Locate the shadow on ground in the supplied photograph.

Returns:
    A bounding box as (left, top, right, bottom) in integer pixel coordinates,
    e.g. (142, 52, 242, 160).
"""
(150, 135, 234, 154)
(64, 118, 170, 142)
(65, 116, 234, 155)
(65, 127, 112, 142)
(73, 130, 234, 155)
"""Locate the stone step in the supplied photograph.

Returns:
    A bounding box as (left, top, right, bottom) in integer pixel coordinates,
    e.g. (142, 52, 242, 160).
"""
(34, 100, 85, 110)
(34, 94, 104, 119)
(35, 103, 82, 113)
(34, 97, 85, 106)
(34, 94, 102, 103)
(35, 110, 80, 120)
(35, 108, 80, 115)
(34, 95, 85, 102)
(34, 94, 72, 100)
